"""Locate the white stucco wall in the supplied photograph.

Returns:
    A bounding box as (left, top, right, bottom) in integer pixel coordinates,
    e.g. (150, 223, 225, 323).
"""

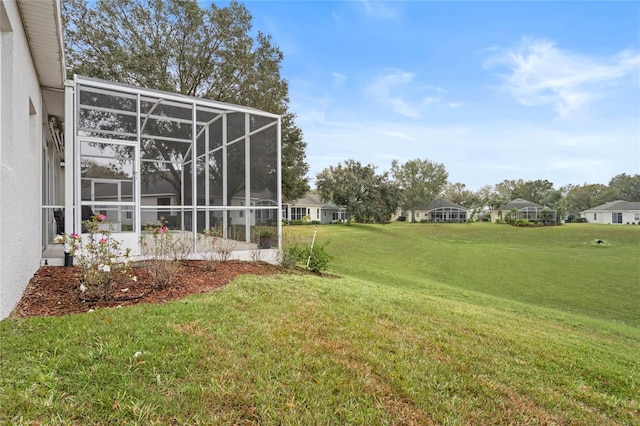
(0, 1, 45, 319)
(585, 210, 640, 225)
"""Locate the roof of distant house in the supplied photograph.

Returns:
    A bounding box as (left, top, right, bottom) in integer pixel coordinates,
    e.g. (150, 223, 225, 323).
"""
(417, 198, 466, 211)
(582, 200, 640, 212)
(289, 193, 339, 209)
(501, 198, 546, 211)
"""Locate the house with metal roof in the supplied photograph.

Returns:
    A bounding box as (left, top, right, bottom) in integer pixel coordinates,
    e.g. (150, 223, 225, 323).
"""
(581, 200, 640, 224)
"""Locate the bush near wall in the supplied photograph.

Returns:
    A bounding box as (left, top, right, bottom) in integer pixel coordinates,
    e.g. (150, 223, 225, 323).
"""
(285, 220, 321, 226)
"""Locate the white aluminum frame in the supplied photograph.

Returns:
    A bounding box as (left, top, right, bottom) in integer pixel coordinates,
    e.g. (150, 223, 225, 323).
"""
(69, 75, 282, 255)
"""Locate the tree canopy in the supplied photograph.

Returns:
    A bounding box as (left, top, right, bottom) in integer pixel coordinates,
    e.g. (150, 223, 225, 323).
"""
(316, 160, 399, 224)
(608, 173, 640, 202)
(391, 159, 448, 223)
(64, 0, 309, 202)
(493, 179, 555, 205)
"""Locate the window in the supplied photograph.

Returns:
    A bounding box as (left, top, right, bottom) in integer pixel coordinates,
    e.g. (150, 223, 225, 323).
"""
(635, 212, 640, 221)
(332, 211, 346, 221)
(612, 212, 622, 224)
(316, 209, 320, 220)
(291, 207, 307, 221)
(594, 213, 597, 220)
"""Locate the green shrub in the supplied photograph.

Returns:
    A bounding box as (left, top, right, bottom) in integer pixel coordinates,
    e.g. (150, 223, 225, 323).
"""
(307, 239, 332, 273)
(287, 220, 322, 226)
(513, 219, 531, 227)
(278, 241, 306, 269)
(504, 209, 518, 225)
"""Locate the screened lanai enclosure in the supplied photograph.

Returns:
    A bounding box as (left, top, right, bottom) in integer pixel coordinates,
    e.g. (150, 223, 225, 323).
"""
(49, 76, 281, 258)
(421, 199, 468, 223)
(499, 198, 557, 224)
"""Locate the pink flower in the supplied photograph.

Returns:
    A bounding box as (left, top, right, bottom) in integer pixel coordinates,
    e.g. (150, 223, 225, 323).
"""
(99, 238, 108, 244)
(97, 214, 106, 221)
(70, 233, 80, 239)
(162, 226, 169, 232)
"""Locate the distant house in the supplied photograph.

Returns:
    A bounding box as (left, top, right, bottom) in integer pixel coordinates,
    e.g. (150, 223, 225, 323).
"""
(411, 198, 469, 223)
(581, 200, 640, 224)
(283, 193, 345, 224)
(491, 198, 556, 223)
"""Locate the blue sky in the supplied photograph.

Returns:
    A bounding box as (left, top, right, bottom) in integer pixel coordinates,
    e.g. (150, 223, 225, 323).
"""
(219, 1, 639, 190)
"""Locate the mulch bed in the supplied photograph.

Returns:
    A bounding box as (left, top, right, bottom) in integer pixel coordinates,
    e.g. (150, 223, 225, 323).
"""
(10, 260, 283, 319)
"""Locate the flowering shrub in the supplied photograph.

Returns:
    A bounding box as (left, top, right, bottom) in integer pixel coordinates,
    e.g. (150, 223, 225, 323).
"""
(56, 213, 131, 300)
(140, 220, 192, 287)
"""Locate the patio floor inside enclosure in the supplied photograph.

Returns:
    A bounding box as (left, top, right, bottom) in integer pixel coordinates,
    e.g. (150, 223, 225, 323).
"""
(61, 76, 281, 258)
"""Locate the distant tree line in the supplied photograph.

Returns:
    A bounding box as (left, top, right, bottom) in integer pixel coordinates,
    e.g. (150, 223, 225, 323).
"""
(315, 159, 640, 224)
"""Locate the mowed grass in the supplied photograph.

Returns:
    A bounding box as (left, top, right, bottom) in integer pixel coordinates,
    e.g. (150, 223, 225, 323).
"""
(291, 222, 640, 327)
(1, 223, 639, 424)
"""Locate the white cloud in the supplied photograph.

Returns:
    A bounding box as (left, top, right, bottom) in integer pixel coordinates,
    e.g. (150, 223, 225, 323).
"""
(365, 70, 445, 118)
(331, 72, 347, 87)
(359, 0, 398, 20)
(425, 85, 449, 93)
(485, 38, 640, 118)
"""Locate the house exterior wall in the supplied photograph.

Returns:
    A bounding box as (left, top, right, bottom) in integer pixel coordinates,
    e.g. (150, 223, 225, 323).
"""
(0, 0, 46, 319)
(584, 210, 640, 225)
(284, 202, 335, 224)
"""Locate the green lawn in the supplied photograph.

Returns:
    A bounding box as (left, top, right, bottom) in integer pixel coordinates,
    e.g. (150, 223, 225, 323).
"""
(1, 223, 638, 424)
(292, 222, 640, 327)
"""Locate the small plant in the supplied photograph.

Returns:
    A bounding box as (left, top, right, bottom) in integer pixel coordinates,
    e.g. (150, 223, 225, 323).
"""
(56, 214, 131, 300)
(307, 239, 332, 273)
(504, 209, 518, 225)
(200, 225, 238, 269)
(255, 226, 276, 249)
(140, 220, 191, 288)
(277, 240, 307, 269)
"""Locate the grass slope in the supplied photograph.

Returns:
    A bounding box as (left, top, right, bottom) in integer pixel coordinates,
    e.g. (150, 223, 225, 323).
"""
(1, 223, 638, 424)
(294, 222, 640, 327)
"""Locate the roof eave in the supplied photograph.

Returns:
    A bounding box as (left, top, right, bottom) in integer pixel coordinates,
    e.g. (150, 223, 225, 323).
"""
(17, 0, 66, 89)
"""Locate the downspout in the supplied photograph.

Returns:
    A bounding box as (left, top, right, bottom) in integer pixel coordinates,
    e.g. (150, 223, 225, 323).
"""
(63, 80, 74, 236)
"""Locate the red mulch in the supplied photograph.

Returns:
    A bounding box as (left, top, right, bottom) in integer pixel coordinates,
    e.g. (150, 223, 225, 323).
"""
(10, 260, 284, 319)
